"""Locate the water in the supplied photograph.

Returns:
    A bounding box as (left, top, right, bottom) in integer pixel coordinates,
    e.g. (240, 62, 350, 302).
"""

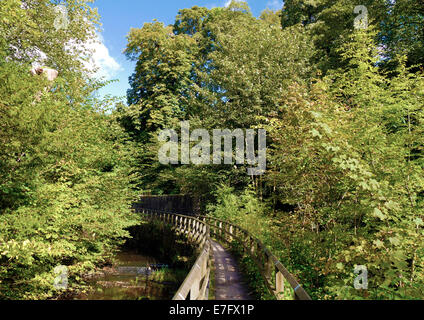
(74, 250, 178, 300)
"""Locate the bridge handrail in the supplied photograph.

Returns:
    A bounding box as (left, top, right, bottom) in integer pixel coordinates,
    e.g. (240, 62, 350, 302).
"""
(140, 208, 311, 300)
(199, 215, 311, 300)
(141, 209, 211, 300)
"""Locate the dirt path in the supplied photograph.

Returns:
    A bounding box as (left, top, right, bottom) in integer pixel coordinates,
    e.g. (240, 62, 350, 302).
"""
(211, 240, 253, 300)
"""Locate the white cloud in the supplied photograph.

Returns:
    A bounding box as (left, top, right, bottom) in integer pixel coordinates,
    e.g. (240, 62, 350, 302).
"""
(206, 0, 242, 9)
(266, 0, 284, 10)
(224, 0, 232, 7)
(65, 32, 122, 80)
(83, 34, 122, 80)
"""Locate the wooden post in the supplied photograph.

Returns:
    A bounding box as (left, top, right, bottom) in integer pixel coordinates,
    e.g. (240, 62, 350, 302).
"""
(179, 216, 183, 235)
(244, 234, 250, 255)
(219, 222, 223, 239)
(229, 225, 233, 242)
(195, 221, 200, 243)
(275, 270, 284, 300)
(201, 224, 207, 245)
(190, 220, 194, 239)
(250, 239, 256, 256)
(188, 219, 192, 240)
(265, 255, 273, 282)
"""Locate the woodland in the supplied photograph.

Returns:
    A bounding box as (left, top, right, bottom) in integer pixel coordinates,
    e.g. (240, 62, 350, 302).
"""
(0, 0, 423, 300)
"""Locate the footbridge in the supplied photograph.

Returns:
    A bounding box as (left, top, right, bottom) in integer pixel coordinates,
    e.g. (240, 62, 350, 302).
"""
(138, 199, 311, 301)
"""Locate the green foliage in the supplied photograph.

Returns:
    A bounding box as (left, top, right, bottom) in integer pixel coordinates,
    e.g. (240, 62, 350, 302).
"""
(0, 0, 100, 78)
(281, 0, 387, 72)
(147, 267, 187, 284)
(120, 3, 314, 196)
(124, 21, 197, 132)
(121, 1, 423, 300)
(380, 0, 424, 70)
(214, 29, 423, 300)
(5, 0, 418, 300)
(0, 1, 139, 299)
(207, 184, 269, 234)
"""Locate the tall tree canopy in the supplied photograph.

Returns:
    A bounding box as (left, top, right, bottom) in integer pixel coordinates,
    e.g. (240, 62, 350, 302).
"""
(121, 0, 423, 299)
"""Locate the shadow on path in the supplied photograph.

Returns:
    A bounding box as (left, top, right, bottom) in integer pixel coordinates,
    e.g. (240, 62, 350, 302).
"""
(211, 240, 254, 300)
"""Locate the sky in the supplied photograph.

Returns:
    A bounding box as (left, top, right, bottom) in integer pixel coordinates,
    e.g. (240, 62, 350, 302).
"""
(88, 0, 284, 102)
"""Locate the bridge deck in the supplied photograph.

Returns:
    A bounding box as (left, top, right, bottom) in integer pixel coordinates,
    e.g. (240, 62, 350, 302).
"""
(211, 240, 253, 300)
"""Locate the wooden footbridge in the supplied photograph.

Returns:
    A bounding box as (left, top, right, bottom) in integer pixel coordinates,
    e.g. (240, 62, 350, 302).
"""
(138, 203, 311, 301)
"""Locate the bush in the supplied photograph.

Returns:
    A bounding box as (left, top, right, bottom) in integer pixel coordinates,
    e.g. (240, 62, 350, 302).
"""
(0, 57, 139, 300)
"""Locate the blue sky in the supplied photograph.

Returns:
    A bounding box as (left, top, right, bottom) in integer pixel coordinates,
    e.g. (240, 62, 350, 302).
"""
(89, 0, 283, 102)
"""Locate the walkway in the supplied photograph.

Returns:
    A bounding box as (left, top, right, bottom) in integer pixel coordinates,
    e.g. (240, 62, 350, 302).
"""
(211, 240, 253, 300)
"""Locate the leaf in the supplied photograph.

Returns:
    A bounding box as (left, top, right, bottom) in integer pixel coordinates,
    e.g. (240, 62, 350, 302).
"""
(388, 237, 400, 246)
(310, 111, 322, 118)
(414, 218, 423, 226)
(372, 208, 386, 220)
(310, 128, 322, 138)
(384, 201, 398, 210)
(374, 240, 384, 248)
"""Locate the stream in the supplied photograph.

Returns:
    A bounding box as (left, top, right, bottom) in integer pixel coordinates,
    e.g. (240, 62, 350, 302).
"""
(74, 250, 179, 300)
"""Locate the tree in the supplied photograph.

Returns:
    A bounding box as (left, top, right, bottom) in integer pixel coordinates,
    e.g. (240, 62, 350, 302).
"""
(380, 0, 424, 71)
(0, 0, 139, 299)
(121, 1, 424, 300)
(280, 0, 387, 72)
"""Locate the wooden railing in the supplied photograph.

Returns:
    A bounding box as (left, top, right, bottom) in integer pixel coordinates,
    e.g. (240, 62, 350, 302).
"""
(199, 215, 311, 300)
(141, 209, 311, 300)
(141, 209, 211, 300)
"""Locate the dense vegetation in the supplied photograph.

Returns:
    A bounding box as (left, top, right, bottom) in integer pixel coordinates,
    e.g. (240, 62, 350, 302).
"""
(119, 1, 423, 299)
(1, 0, 423, 300)
(0, 0, 139, 299)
